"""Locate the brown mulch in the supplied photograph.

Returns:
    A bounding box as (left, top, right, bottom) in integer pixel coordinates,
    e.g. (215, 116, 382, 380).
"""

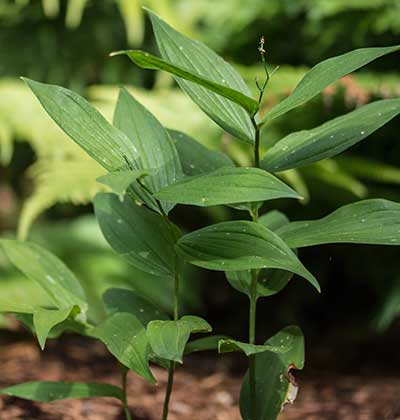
(1, 335, 400, 420)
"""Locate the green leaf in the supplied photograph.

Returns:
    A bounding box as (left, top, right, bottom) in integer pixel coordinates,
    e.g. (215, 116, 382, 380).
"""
(226, 210, 294, 298)
(113, 88, 183, 213)
(176, 221, 319, 292)
(116, 50, 259, 116)
(240, 326, 304, 420)
(22, 78, 138, 171)
(103, 288, 169, 325)
(146, 315, 212, 363)
(155, 167, 300, 207)
(91, 312, 156, 383)
(33, 307, 73, 350)
(0, 302, 35, 314)
(218, 339, 290, 356)
(146, 9, 255, 143)
(184, 335, 229, 354)
(0, 240, 87, 311)
(94, 193, 176, 277)
(1, 381, 123, 402)
(262, 45, 400, 124)
(259, 210, 290, 231)
(261, 98, 400, 172)
(277, 199, 400, 248)
(97, 169, 152, 201)
(169, 130, 234, 176)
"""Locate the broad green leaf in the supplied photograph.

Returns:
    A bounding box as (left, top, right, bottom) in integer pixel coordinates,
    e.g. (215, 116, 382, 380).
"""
(259, 210, 290, 231)
(184, 335, 229, 354)
(169, 130, 234, 176)
(113, 88, 183, 213)
(147, 9, 255, 143)
(155, 167, 300, 207)
(277, 199, 400, 248)
(177, 221, 319, 292)
(0, 240, 87, 311)
(91, 312, 156, 383)
(218, 339, 290, 356)
(240, 326, 304, 420)
(261, 98, 400, 172)
(33, 307, 73, 350)
(146, 315, 212, 363)
(1, 381, 123, 402)
(262, 45, 400, 124)
(103, 288, 169, 325)
(0, 302, 35, 314)
(116, 50, 259, 116)
(97, 169, 152, 201)
(22, 78, 138, 171)
(94, 193, 176, 277)
(226, 210, 294, 298)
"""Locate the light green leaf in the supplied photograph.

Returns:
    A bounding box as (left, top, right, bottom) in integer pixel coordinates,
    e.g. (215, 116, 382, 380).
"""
(277, 199, 400, 248)
(184, 335, 229, 354)
(262, 45, 400, 124)
(0, 302, 35, 314)
(116, 50, 259, 116)
(240, 326, 305, 420)
(169, 130, 234, 176)
(94, 193, 176, 277)
(22, 78, 138, 171)
(0, 240, 87, 311)
(155, 167, 300, 207)
(33, 307, 73, 350)
(147, 9, 255, 143)
(218, 339, 290, 356)
(0, 381, 123, 402)
(103, 288, 169, 325)
(91, 312, 156, 383)
(146, 315, 212, 363)
(97, 169, 152, 201)
(261, 98, 400, 172)
(113, 88, 183, 213)
(177, 221, 319, 292)
(259, 210, 290, 231)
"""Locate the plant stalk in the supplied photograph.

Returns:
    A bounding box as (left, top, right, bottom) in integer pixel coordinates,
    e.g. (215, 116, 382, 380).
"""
(121, 366, 133, 420)
(162, 258, 181, 420)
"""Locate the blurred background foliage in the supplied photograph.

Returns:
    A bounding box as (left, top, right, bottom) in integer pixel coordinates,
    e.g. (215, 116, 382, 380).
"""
(0, 0, 399, 363)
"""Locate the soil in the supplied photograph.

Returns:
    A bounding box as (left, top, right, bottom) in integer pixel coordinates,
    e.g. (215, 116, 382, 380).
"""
(1, 334, 400, 420)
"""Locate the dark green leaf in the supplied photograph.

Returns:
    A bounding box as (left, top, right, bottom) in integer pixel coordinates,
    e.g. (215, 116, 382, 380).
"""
(94, 193, 176, 277)
(226, 210, 294, 298)
(146, 315, 212, 363)
(103, 288, 169, 325)
(113, 88, 183, 213)
(116, 50, 259, 116)
(147, 9, 255, 143)
(0, 240, 87, 311)
(262, 45, 400, 124)
(184, 335, 229, 354)
(261, 99, 400, 172)
(177, 221, 319, 292)
(22, 78, 138, 171)
(1, 381, 123, 402)
(155, 167, 300, 207)
(169, 130, 234, 176)
(240, 326, 304, 420)
(97, 169, 152, 201)
(277, 199, 400, 248)
(91, 312, 156, 383)
(218, 339, 290, 356)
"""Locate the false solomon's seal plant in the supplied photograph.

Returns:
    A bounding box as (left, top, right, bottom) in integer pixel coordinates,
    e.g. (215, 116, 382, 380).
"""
(1, 8, 400, 420)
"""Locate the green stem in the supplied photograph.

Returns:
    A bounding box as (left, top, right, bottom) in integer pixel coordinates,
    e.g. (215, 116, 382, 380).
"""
(121, 366, 133, 420)
(162, 258, 181, 420)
